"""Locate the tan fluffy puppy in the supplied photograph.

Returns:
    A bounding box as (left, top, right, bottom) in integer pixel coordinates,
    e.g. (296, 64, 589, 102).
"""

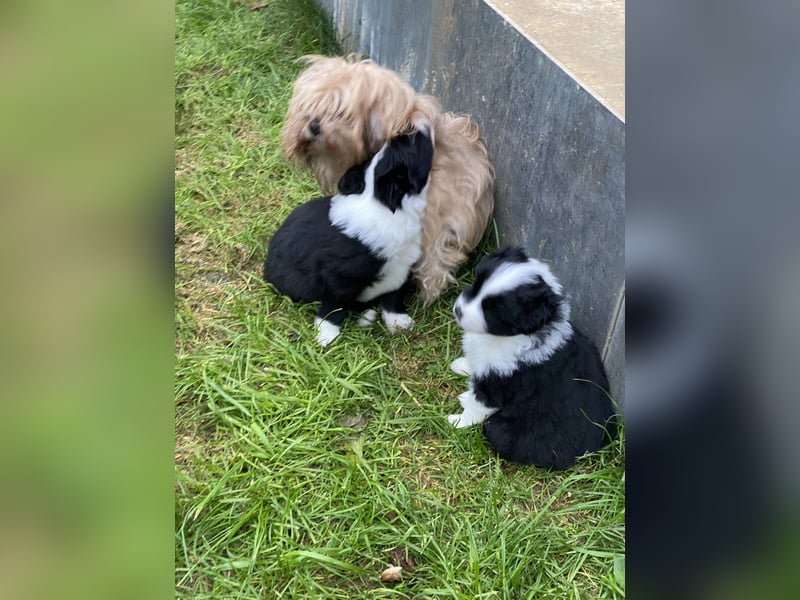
(281, 55, 495, 305)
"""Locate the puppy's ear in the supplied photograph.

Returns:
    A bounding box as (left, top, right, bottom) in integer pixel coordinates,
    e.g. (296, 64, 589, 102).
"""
(337, 162, 367, 195)
(373, 131, 434, 211)
(482, 283, 561, 336)
(493, 246, 530, 264)
(407, 129, 434, 194)
(374, 164, 408, 212)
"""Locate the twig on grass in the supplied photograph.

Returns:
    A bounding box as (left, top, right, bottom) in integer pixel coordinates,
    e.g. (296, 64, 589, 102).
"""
(400, 381, 423, 408)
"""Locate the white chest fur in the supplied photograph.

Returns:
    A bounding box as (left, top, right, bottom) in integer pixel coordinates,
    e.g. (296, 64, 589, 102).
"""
(462, 332, 534, 378)
(462, 317, 574, 378)
(329, 187, 427, 302)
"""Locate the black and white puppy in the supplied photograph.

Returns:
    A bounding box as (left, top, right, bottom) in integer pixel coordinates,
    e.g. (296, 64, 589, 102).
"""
(263, 127, 434, 346)
(447, 246, 617, 469)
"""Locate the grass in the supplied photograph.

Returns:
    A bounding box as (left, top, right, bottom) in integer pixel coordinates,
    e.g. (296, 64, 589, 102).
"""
(175, 0, 625, 597)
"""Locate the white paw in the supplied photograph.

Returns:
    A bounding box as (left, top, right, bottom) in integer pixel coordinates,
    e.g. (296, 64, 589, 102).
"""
(457, 390, 476, 409)
(450, 357, 472, 376)
(447, 413, 467, 427)
(447, 413, 478, 428)
(314, 318, 341, 347)
(357, 309, 378, 327)
(382, 311, 414, 333)
(449, 393, 497, 428)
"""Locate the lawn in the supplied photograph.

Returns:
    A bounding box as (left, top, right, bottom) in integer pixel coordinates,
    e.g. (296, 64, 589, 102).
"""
(174, 0, 625, 598)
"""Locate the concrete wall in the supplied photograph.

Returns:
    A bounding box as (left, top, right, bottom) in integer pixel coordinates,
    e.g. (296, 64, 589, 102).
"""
(317, 0, 625, 404)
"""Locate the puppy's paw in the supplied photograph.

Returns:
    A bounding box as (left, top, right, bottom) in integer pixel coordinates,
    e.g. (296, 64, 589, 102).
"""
(357, 309, 378, 327)
(450, 357, 471, 376)
(457, 390, 477, 409)
(447, 413, 477, 428)
(447, 413, 466, 427)
(382, 311, 414, 333)
(450, 393, 497, 427)
(314, 318, 341, 347)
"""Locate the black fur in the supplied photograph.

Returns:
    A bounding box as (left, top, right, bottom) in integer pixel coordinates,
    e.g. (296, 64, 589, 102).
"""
(337, 161, 368, 195)
(337, 129, 433, 211)
(481, 282, 561, 337)
(373, 131, 434, 212)
(462, 246, 617, 469)
(263, 195, 387, 321)
(262, 130, 432, 332)
(479, 329, 615, 469)
(463, 246, 531, 302)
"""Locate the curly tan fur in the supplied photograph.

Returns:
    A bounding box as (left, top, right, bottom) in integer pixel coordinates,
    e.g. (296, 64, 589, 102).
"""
(281, 55, 495, 304)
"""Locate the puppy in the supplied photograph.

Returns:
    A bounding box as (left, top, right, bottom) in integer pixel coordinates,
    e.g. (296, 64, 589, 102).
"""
(447, 247, 617, 469)
(281, 55, 495, 305)
(263, 128, 434, 346)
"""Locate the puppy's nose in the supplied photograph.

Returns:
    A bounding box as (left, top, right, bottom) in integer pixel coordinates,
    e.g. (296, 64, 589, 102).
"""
(308, 118, 321, 136)
(454, 305, 463, 320)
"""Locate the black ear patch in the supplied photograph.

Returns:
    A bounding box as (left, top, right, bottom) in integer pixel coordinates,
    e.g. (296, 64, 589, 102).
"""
(374, 164, 410, 212)
(337, 161, 368, 195)
(472, 246, 531, 297)
(408, 128, 435, 193)
(373, 130, 434, 212)
(482, 282, 561, 336)
(491, 246, 530, 264)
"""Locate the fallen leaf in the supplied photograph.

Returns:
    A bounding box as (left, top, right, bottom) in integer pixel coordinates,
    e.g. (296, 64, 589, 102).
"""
(379, 565, 403, 582)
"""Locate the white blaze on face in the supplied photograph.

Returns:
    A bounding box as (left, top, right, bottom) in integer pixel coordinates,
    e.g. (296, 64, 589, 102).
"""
(329, 138, 428, 303)
(453, 258, 562, 334)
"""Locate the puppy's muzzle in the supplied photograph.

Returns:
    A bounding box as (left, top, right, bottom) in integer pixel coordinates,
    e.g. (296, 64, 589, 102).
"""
(308, 118, 321, 136)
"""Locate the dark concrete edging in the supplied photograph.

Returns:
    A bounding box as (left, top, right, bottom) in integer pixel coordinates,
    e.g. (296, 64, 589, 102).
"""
(315, 0, 625, 404)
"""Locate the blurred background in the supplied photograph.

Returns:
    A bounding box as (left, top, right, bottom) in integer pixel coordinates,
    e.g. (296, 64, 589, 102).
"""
(627, 1, 800, 597)
(0, 2, 174, 599)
